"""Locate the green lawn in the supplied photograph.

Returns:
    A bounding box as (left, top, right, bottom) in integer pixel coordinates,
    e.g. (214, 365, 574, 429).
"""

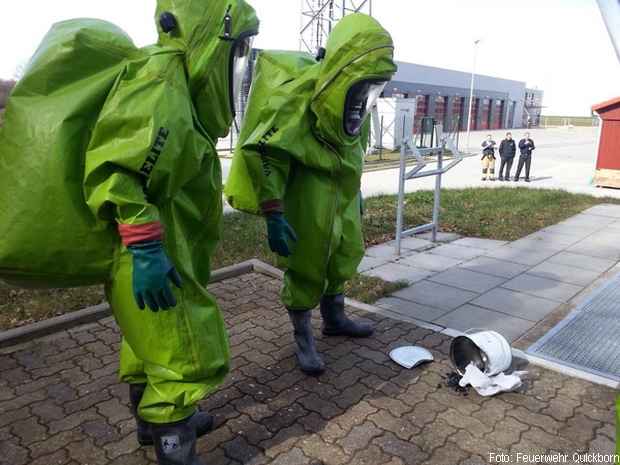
(1, 188, 617, 330)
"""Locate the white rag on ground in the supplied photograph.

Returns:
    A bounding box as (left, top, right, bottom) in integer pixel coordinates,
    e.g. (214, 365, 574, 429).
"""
(458, 363, 527, 396)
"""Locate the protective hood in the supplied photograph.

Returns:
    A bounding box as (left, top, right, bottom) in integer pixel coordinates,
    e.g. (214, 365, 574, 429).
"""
(155, 0, 259, 139)
(311, 13, 396, 147)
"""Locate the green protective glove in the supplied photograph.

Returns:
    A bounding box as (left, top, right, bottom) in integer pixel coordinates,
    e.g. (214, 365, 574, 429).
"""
(127, 241, 183, 312)
(266, 212, 298, 257)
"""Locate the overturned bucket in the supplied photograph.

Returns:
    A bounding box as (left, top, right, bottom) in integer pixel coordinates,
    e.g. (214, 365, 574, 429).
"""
(450, 329, 512, 376)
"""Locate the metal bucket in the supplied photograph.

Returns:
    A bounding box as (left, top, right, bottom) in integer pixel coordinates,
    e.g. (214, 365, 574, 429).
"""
(450, 329, 512, 376)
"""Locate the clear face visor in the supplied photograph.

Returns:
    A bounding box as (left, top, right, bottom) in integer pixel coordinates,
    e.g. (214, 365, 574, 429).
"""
(344, 80, 387, 136)
(231, 35, 255, 114)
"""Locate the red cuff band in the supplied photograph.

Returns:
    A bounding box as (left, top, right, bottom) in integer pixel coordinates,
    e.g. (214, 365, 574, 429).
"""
(261, 200, 284, 214)
(118, 222, 164, 246)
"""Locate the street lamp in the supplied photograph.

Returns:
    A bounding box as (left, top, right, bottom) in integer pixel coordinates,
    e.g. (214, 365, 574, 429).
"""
(466, 39, 481, 152)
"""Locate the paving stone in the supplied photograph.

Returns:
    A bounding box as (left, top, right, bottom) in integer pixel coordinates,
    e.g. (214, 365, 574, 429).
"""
(428, 244, 486, 261)
(435, 305, 534, 341)
(502, 273, 583, 302)
(357, 256, 388, 273)
(375, 297, 452, 323)
(546, 251, 616, 273)
(528, 261, 601, 286)
(428, 268, 506, 293)
(452, 237, 508, 250)
(459, 256, 529, 279)
(0, 271, 616, 465)
(397, 252, 462, 272)
(484, 246, 558, 266)
(364, 263, 431, 284)
(470, 288, 560, 322)
(337, 422, 383, 454)
(392, 280, 478, 311)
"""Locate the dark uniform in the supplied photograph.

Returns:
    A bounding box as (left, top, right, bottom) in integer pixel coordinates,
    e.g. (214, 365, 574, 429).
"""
(498, 137, 517, 181)
(515, 137, 536, 182)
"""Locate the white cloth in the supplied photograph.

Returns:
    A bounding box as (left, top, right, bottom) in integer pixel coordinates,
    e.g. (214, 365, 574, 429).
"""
(458, 363, 527, 397)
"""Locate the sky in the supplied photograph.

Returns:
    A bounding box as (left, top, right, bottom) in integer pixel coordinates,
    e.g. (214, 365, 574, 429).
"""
(1, 0, 618, 116)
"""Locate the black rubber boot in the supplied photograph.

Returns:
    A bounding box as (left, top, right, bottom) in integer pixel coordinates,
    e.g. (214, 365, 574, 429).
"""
(129, 384, 214, 447)
(288, 309, 325, 376)
(129, 384, 153, 446)
(320, 294, 374, 338)
(151, 414, 205, 465)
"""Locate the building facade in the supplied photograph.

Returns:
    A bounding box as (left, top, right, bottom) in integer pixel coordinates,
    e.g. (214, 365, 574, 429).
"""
(382, 61, 541, 132)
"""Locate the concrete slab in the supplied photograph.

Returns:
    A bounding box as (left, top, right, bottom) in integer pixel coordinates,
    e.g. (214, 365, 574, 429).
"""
(528, 261, 601, 287)
(397, 252, 462, 272)
(506, 237, 565, 252)
(363, 262, 431, 284)
(365, 243, 407, 259)
(435, 304, 534, 342)
(428, 244, 486, 261)
(451, 237, 508, 250)
(522, 231, 581, 248)
(392, 280, 478, 311)
(547, 251, 616, 273)
(567, 241, 620, 261)
(559, 214, 616, 227)
(470, 287, 561, 322)
(502, 274, 583, 303)
(459, 256, 529, 279)
(583, 204, 620, 218)
(397, 237, 435, 251)
(416, 231, 461, 243)
(428, 268, 506, 293)
(375, 296, 452, 322)
(484, 246, 558, 266)
(357, 256, 388, 273)
(587, 232, 620, 247)
(540, 223, 601, 238)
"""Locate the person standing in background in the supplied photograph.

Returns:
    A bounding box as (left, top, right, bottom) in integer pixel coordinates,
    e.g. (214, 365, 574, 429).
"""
(515, 132, 536, 182)
(498, 132, 517, 181)
(481, 134, 496, 181)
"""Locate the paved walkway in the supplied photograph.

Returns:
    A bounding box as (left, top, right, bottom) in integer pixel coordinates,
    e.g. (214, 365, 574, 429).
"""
(363, 204, 620, 345)
(0, 272, 617, 464)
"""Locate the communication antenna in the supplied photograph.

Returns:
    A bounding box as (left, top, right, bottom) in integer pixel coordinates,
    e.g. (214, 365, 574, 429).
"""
(299, 0, 373, 54)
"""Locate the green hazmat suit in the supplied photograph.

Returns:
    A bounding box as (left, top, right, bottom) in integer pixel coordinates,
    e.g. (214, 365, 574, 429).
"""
(0, 0, 258, 424)
(225, 13, 397, 310)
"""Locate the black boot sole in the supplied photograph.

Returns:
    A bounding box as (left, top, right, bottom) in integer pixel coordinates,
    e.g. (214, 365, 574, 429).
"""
(137, 414, 214, 447)
(322, 327, 375, 338)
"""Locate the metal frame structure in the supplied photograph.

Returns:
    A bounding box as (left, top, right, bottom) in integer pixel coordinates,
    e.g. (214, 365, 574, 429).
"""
(395, 114, 474, 255)
(299, 0, 372, 54)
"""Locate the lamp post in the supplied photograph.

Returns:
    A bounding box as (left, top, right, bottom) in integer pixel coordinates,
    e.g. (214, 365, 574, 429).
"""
(466, 39, 481, 152)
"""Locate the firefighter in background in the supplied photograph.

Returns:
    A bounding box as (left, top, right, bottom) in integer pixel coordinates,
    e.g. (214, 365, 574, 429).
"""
(225, 14, 397, 376)
(481, 134, 497, 181)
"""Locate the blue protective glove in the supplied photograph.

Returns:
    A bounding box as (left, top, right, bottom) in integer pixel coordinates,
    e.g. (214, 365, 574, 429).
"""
(127, 241, 182, 312)
(266, 212, 298, 257)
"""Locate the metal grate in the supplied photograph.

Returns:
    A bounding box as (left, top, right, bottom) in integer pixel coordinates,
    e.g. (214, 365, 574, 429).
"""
(527, 273, 620, 381)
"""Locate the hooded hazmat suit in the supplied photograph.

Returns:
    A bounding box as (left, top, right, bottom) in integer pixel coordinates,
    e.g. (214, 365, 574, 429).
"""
(226, 14, 396, 311)
(0, 0, 258, 426)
